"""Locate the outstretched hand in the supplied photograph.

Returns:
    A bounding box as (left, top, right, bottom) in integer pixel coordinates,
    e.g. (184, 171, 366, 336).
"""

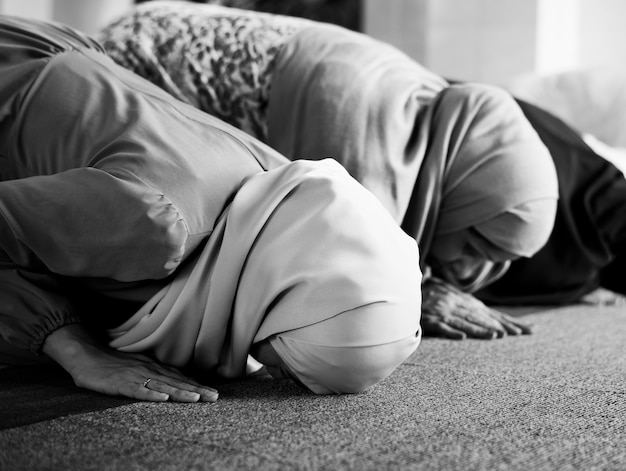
(43, 324, 219, 403)
(421, 276, 533, 340)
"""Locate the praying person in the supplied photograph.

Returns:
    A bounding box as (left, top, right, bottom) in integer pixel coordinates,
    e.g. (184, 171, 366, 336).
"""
(0, 15, 422, 400)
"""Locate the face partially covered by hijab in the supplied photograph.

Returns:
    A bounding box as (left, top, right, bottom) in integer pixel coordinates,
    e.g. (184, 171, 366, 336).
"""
(415, 84, 559, 292)
(240, 160, 423, 394)
(110, 159, 422, 394)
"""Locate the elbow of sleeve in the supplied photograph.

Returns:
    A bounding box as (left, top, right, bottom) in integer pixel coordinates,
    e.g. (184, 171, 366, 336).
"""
(90, 190, 190, 282)
(139, 196, 189, 276)
(81, 171, 192, 281)
(56, 189, 190, 282)
(99, 170, 191, 281)
(0, 168, 191, 282)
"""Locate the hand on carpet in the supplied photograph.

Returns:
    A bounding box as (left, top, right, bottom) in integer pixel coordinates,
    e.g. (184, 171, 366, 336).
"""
(42, 324, 219, 403)
(421, 276, 533, 340)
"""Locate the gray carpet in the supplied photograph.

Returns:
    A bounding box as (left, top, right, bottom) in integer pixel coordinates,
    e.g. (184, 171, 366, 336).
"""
(1, 304, 624, 470)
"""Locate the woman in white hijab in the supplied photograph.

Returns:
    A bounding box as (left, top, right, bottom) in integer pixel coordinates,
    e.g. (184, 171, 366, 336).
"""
(0, 16, 421, 399)
(107, 159, 423, 395)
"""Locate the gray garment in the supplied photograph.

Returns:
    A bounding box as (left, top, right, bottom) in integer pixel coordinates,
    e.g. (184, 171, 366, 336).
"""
(0, 16, 287, 364)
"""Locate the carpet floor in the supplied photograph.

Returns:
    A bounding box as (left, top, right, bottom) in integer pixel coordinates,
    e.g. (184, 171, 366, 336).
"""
(1, 304, 624, 470)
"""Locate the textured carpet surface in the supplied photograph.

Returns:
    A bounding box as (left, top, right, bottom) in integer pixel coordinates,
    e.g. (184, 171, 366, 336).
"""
(0, 365, 135, 430)
(1, 304, 624, 470)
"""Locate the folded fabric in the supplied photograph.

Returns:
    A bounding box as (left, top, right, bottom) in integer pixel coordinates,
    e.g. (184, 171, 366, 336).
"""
(267, 25, 558, 291)
(0, 18, 288, 282)
(109, 159, 423, 394)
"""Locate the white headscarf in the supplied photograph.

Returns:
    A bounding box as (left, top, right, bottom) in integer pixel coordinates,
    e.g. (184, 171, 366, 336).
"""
(109, 159, 422, 394)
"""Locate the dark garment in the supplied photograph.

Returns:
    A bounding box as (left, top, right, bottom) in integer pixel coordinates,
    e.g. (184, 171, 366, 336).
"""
(477, 99, 626, 305)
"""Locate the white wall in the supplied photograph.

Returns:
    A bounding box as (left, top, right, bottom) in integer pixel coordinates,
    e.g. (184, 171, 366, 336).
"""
(535, 0, 581, 75)
(364, 0, 626, 84)
(578, 0, 626, 68)
(0, 0, 133, 35)
(363, 0, 429, 64)
(3, 0, 624, 84)
(0, 0, 52, 20)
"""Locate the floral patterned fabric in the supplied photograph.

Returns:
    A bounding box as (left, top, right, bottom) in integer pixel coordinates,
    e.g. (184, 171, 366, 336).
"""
(100, 2, 306, 141)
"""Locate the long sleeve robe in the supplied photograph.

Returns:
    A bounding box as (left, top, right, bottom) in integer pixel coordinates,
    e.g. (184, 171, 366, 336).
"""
(0, 16, 288, 364)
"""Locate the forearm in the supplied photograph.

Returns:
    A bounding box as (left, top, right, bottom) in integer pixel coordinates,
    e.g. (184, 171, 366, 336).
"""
(42, 318, 220, 403)
(41, 323, 99, 374)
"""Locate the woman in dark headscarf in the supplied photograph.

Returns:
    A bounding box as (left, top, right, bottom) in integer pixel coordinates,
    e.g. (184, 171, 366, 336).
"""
(0, 15, 423, 399)
(100, 1, 562, 339)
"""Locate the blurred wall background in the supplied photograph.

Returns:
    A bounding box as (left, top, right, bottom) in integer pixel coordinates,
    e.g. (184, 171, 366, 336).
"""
(0, 0, 133, 36)
(1, 0, 624, 84)
(364, 0, 626, 84)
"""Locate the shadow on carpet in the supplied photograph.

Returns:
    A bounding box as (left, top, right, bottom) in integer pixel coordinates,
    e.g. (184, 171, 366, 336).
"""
(0, 364, 135, 430)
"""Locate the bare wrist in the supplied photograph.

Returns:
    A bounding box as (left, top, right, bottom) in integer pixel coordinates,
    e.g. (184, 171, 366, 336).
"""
(42, 324, 93, 370)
